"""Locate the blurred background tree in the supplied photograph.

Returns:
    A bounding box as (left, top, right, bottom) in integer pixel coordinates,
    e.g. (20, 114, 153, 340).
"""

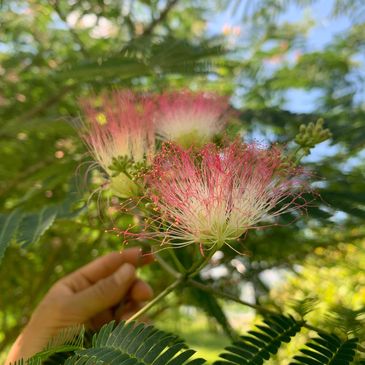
(0, 0, 364, 363)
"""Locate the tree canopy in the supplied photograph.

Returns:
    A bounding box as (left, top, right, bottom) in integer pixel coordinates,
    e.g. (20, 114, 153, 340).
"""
(0, 0, 364, 363)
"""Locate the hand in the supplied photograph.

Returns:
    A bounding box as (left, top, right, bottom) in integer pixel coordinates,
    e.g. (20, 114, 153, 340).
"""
(6, 247, 154, 364)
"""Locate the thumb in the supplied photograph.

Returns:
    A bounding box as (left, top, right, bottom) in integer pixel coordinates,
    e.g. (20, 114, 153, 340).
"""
(71, 263, 136, 319)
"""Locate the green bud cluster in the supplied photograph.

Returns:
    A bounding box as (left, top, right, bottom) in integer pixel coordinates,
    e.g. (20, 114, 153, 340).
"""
(295, 119, 332, 156)
(109, 156, 147, 179)
(108, 156, 148, 198)
(109, 156, 132, 177)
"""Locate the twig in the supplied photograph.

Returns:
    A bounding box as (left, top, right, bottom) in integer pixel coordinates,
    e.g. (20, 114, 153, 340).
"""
(142, 0, 180, 37)
(0, 158, 54, 197)
(168, 248, 187, 274)
(188, 278, 277, 315)
(155, 253, 181, 278)
(134, 251, 326, 335)
(10, 84, 75, 125)
(187, 278, 326, 334)
(51, 0, 90, 58)
(126, 278, 183, 323)
(119, 0, 180, 54)
(187, 247, 216, 277)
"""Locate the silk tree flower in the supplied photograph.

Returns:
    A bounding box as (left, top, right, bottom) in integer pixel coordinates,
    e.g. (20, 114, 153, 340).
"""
(79, 91, 155, 198)
(154, 91, 229, 148)
(145, 142, 309, 251)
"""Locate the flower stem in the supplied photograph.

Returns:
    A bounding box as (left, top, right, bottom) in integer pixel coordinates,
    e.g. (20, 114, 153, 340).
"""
(187, 246, 217, 277)
(126, 247, 215, 323)
(155, 253, 181, 278)
(126, 278, 183, 323)
(187, 279, 325, 334)
(168, 248, 187, 274)
(187, 279, 276, 315)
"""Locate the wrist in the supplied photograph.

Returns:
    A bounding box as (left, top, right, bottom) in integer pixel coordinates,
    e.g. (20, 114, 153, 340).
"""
(6, 299, 62, 364)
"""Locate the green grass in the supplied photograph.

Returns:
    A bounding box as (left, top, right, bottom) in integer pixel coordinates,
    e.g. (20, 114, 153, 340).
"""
(156, 309, 231, 364)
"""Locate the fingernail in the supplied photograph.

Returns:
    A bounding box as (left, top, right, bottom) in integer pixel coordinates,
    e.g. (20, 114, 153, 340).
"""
(115, 263, 135, 285)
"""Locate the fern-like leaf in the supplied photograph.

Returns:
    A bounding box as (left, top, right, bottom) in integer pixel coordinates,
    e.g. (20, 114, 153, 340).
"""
(64, 320, 206, 365)
(324, 305, 365, 336)
(15, 325, 86, 365)
(290, 297, 319, 318)
(290, 333, 358, 365)
(10, 358, 42, 365)
(214, 314, 303, 364)
(187, 284, 236, 340)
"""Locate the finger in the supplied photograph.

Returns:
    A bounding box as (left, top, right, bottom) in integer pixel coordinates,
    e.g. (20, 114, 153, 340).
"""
(118, 303, 150, 324)
(89, 309, 114, 329)
(70, 263, 136, 319)
(113, 280, 153, 319)
(61, 248, 154, 291)
(130, 280, 154, 302)
(119, 302, 144, 321)
(114, 300, 134, 320)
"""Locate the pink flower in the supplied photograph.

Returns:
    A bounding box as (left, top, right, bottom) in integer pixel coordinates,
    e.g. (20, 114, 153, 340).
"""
(154, 91, 229, 148)
(79, 91, 155, 197)
(146, 142, 309, 250)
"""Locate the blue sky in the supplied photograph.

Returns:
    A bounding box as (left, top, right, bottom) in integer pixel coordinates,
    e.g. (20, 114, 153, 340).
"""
(206, 0, 359, 114)
(206, 0, 364, 162)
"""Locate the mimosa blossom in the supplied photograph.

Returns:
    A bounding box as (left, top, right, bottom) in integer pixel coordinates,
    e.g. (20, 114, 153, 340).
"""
(146, 142, 309, 250)
(79, 91, 155, 197)
(154, 91, 229, 148)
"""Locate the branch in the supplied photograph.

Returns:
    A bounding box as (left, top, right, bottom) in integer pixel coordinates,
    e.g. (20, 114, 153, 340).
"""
(142, 0, 180, 37)
(188, 278, 276, 315)
(51, 0, 90, 58)
(126, 277, 183, 323)
(130, 249, 326, 336)
(187, 279, 326, 334)
(0, 157, 55, 197)
(9, 84, 75, 126)
(155, 253, 181, 278)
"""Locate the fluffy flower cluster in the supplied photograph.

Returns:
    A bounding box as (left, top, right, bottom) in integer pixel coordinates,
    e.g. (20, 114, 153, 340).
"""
(78, 89, 311, 252)
(147, 142, 308, 249)
(79, 91, 155, 197)
(79, 90, 230, 197)
(80, 91, 155, 172)
(154, 91, 229, 147)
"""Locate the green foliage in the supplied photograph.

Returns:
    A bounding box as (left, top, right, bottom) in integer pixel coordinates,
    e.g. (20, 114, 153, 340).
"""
(324, 306, 365, 336)
(22, 314, 365, 364)
(289, 297, 319, 319)
(214, 315, 303, 364)
(0, 177, 86, 259)
(10, 359, 42, 365)
(290, 333, 359, 365)
(1, 0, 365, 363)
(60, 36, 224, 82)
(29, 326, 86, 365)
(0, 209, 22, 263)
(270, 239, 365, 342)
(187, 284, 236, 340)
(17, 206, 59, 248)
(63, 321, 205, 365)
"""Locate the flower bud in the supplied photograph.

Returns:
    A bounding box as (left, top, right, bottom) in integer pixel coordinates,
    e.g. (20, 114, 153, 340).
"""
(78, 91, 155, 198)
(139, 141, 310, 250)
(295, 118, 332, 154)
(109, 173, 140, 198)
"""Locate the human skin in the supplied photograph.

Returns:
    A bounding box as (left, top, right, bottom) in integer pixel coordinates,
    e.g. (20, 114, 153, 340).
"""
(6, 247, 154, 364)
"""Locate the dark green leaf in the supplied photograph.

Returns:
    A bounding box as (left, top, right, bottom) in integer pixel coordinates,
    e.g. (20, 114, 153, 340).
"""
(0, 209, 22, 263)
(18, 206, 58, 247)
